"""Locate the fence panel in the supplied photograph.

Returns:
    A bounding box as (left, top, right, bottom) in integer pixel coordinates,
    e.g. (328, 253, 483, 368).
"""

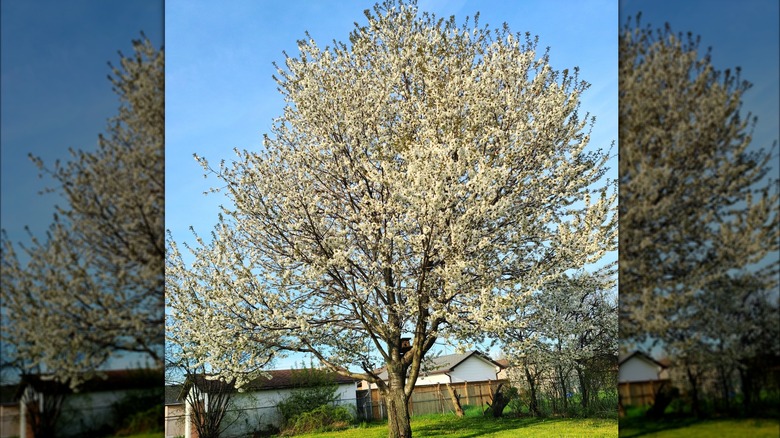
(618, 380, 668, 407)
(364, 380, 506, 420)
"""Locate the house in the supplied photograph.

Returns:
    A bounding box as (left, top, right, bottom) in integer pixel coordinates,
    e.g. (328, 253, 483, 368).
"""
(619, 351, 669, 383)
(495, 358, 510, 380)
(11, 368, 163, 438)
(362, 351, 505, 390)
(173, 368, 359, 438)
(360, 351, 507, 418)
(618, 351, 670, 407)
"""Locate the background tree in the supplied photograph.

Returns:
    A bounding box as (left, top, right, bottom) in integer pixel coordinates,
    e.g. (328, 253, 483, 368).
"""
(501, 269, 617, 417)
(0, 36, 164, 388)
(167, 1, 615, 437)
(619, 17, 779, 416)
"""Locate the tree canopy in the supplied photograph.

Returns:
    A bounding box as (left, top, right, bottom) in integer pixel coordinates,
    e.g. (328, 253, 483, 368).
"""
(1, 36, 164, 387)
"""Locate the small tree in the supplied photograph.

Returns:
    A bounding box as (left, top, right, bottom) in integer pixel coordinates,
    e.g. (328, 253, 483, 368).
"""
(501, 269, 617, 417)
(167, 1, 615, 437)
(184, 373, 236, 438)
(18, 378, 67, 438)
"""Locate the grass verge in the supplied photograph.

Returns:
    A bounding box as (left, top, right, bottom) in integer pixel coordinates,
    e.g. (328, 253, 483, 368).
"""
(619, 417, 780, 437)
(290, 414, 618, 437)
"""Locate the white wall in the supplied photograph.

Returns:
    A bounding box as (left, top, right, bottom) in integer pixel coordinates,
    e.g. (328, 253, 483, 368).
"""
(58, 389, 145, 437)
(415, 374, 451, 386)
(164, 404, 185, 438)
(449, 355, 500, 383)
(0, 405, 20, 438)
(619, 356, 662, 383)
(217, 382, 356, 436)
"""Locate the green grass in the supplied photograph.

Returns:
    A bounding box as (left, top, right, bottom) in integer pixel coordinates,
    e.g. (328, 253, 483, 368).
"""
(109, 433, 164, 438)
(288, 413, 617, 437)
(618, 417, 780, 437)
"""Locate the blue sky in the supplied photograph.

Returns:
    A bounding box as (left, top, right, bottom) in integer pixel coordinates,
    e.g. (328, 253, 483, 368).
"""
(0, 0, 163, 374)
(1, 0, 163, 245)
(165, 0, 617, 370)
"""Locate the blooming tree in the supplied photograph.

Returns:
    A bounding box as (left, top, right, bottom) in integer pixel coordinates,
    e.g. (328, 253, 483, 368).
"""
(619, 17, 779, 413)
(0, 37, 164, 388)
(167, 2, 615, 436)
(501, 268, 617, 415)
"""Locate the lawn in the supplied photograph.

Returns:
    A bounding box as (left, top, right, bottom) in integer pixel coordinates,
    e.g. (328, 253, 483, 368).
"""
(618, 417, 780, 437)
(292, 414, 618, 437)
(110, 433, 164, 438)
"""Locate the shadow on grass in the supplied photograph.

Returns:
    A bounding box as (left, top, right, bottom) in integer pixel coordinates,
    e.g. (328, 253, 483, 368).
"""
(618, 416, 704, 437)
(413, 415, 569, 438)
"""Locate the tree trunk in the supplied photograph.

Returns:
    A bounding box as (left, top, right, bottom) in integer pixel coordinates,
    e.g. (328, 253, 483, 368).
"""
(557, 365, 569, 412)
(487, 383, 510, 418)
(739, 366, 753, 412)
(576, 366, 589, 411)
(717, 365, 731, 412)
(686, 366, 701, 418)
(445, 383, 464, 417)
(383, 367, 412, 438)
(385, 386, 412, 438)
(524, 364, 541, 416)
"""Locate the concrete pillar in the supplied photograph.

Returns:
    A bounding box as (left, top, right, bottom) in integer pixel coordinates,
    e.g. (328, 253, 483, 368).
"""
(19, 398, 26, 438)
(185, 395, 192, 438)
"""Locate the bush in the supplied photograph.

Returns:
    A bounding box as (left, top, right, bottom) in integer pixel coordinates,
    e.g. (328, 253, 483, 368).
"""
(115, 404, 164, 435)
(282, 404, 354, 435)
(276, 366, 340, 426)
(277, 384, 339, 424)
(111, 390, 164, 435)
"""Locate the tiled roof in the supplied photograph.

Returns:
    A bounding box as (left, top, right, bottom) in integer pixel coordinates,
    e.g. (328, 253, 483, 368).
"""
(188, 369, 359, 393)
(0, 384, 19, 405)
(165, 384, 184, 405)
(245, 369, 357, 390)
(15, 368, 164, 400)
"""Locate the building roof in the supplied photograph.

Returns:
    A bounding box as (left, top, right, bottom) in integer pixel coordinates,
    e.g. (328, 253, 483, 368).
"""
(165, 384, 184, 405)
(245, 369, 358, 390)
(375, 351, 504, 381)
(15, 368, 164, 400)
(619, 351, 668, 369)
(185, 368, 359, 394)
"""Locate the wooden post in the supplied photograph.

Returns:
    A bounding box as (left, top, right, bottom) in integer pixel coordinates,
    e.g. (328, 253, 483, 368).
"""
(478, 384, 485, 414)
(445, 383, 464, 417)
